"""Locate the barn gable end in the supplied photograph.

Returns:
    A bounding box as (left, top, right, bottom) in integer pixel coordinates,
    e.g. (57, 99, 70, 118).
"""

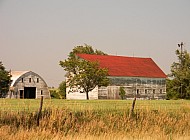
(7, 71, 50, 99)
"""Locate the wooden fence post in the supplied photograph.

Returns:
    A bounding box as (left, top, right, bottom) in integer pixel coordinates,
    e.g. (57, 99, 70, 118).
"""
(37, 95, 44, 126)
(130, 96, 136, 118)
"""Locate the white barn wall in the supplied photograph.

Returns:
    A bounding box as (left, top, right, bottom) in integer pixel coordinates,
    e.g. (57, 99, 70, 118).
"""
(66, 86, 98, 100)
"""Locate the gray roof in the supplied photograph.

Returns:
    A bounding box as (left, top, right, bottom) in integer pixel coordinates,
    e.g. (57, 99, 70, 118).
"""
(10, 71, 29, 87)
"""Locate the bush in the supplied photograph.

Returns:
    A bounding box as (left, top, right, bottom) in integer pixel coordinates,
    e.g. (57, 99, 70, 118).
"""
(50, 89, 60, 99)
(119, 86, 126, 100)
(58, 81, 66, 99)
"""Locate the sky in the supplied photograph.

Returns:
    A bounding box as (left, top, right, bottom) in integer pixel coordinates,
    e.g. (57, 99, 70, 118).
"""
(0, 0, 190, 87)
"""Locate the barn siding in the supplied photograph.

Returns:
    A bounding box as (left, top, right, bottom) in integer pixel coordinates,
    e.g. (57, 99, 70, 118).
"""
(66, 77, 166, 100)
(97, 76, 166, 99)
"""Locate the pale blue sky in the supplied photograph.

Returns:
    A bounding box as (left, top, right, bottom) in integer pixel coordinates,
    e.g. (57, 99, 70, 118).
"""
(0, 0, 190, 87)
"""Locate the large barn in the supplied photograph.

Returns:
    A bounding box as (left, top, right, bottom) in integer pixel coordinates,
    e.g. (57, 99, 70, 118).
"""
(7, 71, 50, 99)
(66, 54, 167, 100)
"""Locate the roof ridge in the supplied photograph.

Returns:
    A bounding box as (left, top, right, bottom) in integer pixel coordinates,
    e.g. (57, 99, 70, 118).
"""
(77, 53, 151, 59)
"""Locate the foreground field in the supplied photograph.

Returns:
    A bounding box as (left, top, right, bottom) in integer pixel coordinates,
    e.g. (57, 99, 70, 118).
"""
(0, 99, 190, 140)
(1, 99, 190, 112)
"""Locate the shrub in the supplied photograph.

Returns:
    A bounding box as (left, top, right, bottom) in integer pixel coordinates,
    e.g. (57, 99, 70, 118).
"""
(119, 86, 126, 100)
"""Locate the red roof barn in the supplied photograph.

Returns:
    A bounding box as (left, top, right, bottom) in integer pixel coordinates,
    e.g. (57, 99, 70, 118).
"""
(66, 53, 167, 100)
(77, 54, 166, 78)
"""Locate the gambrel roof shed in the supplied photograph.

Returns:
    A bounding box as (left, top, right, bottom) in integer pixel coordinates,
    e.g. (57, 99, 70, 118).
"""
(77, 54, 167, 78)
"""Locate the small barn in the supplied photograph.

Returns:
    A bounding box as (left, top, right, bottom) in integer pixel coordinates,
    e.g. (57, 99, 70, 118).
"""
(7, 71, 50, 99)
(66, 54, 167, 100)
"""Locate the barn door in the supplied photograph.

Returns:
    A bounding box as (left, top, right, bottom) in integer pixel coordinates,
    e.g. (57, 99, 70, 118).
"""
(24, 87, 36, 99)
(20, 90, 24, 99)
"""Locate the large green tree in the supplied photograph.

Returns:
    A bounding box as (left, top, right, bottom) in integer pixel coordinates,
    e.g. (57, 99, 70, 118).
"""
(60, 44, 109, 100)
(0, 61, 12, 98)
(167, 48, 190, 99)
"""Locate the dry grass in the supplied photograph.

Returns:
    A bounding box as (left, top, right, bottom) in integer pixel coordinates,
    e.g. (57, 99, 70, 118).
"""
(1, 126, 190, 140)
(0, 99, 190, 139)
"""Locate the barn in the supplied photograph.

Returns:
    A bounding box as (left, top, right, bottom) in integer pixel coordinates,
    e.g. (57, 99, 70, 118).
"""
(66, 54, 167, 100)
(7, 71, 50, 99)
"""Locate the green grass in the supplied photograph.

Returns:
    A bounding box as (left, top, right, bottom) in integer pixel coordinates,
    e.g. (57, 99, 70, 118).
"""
(0, 99, 190, 112)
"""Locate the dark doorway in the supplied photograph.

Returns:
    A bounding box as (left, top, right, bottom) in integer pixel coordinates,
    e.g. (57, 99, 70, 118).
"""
(20, 90, 24, 99)
(24, 87, 36, 99)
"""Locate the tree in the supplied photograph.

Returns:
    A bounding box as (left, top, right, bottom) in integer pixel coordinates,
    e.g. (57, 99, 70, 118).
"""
(69, 44, 107, 58)
(49, 88, 60, 99)
(60, 44, 109, 100)
(49, 81, 66, 99)
(0, 61, 12, 98)
(58, 81, 66, 99)
(167, 48, 190, 99)
(119, 86, 126, 100)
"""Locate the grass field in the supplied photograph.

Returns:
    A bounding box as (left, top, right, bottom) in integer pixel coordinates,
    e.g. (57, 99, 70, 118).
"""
(0, 99, 190, 140)
(1, 99, 190, 111)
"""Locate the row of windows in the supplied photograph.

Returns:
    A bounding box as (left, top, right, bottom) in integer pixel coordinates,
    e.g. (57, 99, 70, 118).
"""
(110, 78, 166, 86)
(136, 89, 163, 94)
(21, 78, 39, 83)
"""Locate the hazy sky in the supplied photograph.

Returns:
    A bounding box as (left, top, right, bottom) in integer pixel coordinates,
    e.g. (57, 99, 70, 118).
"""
(0, 0, 190, 87)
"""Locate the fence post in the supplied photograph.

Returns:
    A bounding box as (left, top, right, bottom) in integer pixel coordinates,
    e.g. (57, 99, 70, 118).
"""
(37, 95, 44, 126)
(130, 96, 136, 118)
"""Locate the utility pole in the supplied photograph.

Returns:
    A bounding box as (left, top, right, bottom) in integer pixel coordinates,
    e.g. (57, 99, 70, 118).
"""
(178, 42, 183, 64)
(178, 42, 183, 96)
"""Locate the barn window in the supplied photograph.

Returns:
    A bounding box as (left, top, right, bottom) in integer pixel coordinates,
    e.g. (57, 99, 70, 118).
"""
(29, 78, 31, 83)
(160, 89, 162, 94)
(41, 90, 43, 95)
(137, 89, 139, 94)
(153, 89, 155, 94)
(37, 78, 39, 83)
(145, 89, 147, 94)
(21, 78, 24, 83)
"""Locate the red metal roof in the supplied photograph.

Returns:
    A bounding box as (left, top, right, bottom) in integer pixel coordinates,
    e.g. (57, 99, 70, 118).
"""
(77, 54, 167, 78)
